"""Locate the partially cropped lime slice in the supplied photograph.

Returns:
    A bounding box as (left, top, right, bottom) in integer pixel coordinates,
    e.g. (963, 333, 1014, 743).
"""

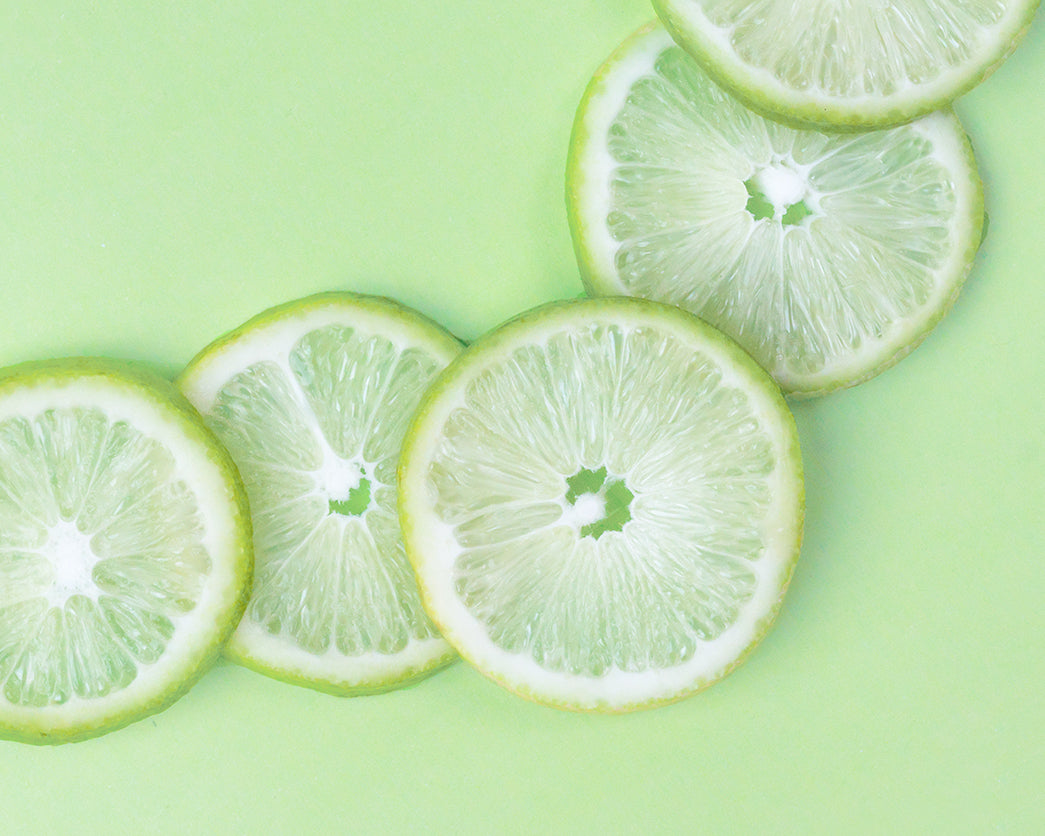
(567, 24, 984, 396)
(178, 293, 462, 695)
(0, 359, 252, 744)
(653, 0, 1041, 130)
(399, 298, 803, 712)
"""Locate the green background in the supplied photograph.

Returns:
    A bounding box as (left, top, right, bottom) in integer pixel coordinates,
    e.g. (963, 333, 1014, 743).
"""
(2, 2, 1043, 832)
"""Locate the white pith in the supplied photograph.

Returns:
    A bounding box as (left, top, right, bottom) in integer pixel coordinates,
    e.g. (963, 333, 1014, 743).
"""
(43, 520, 102, 608)
(560, 492, 607, 532)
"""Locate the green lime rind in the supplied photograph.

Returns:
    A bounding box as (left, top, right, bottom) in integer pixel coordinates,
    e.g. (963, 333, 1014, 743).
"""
(179, 291, 463, 386)
(223, 642, 457, 698)
(0, 357, 253, 744)
(178, 292, 462, 697)
(399, 297, 804, 712)
(566, 24, 985, 398)
(652, 0, 1042, 131)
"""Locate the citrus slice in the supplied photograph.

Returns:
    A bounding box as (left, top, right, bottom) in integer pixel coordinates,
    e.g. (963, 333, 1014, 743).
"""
(178, 293, 462, 695)
(652, 0, 1041, 130)
(567, 24, 984, 397)
(0, 359, 252, 744)
(399, 298, 803, 712)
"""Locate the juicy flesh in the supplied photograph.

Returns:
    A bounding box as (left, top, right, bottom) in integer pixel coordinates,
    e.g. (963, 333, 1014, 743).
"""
(698, 0, 1007, 96)
(207, 325, 442, 656)
(606, 46, 958, 380)
(0, 409, 209, 707)
(427, 323, 778, 677)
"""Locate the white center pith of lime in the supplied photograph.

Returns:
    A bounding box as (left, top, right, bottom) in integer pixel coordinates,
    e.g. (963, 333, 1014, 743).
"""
(744, 159, 819, 227)
(560, 491, 606, 531)
(45, 519, 102, 608)
(315, 452, 377, 517)
(561, 466, 634, 540)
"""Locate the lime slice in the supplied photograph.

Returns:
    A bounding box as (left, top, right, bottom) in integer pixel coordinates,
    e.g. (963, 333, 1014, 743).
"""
(567, 24, 984, 396)
(399, 298, 803, 712)
(0, 359, 252, 744)
(652, 0, 1040, 129)
(178, 293, 462, 695)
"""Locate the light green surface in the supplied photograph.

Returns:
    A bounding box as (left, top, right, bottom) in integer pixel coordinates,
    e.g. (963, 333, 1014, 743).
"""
(0, 1, 1042, 832)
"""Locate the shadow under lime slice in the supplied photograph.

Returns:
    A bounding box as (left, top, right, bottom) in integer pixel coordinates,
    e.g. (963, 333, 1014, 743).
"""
(178, 293, 462, 695)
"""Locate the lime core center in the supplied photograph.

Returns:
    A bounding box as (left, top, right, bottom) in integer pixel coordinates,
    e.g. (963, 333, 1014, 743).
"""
(46, 519, 101, 607)
(562, 466, 634, 540)
(744, 161, 815, 226)
(319, 456, 373, 517)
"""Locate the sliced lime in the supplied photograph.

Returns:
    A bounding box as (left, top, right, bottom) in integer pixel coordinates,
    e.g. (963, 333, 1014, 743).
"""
(178, 293, 462, 695)
(399, 298, 803, 711)
(653, 0, 1041, 129)
(567, 24, 984, 396)
(0, 359, 252, 744)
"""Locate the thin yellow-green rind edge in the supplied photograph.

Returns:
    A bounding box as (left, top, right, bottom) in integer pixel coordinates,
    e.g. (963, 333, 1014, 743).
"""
(651, 1, 1042, 131)
(565, 23, 986, 399)
(177, 291, 463, 697)
(178, 291, 464, 393)
(0, 357, 254, 744)
(398, 297, 804, 713)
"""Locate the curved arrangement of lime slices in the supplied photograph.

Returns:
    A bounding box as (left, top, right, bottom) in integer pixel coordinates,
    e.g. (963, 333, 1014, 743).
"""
(3, 1, 1039, 742)
(399, 298, 804, 712)
(653, 0, 1041, 130)
(0, 359, 252, 744)
(566, 23, 985, 396)
(178, 293, 462, 695)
